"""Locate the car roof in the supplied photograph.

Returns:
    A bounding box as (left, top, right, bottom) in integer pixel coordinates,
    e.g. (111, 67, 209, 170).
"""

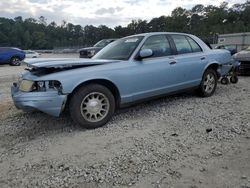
(0, 47, 21, 50)
(100, 38, 117, 41)
(0, 47, 15, 49)
(126, 32, 193, 38)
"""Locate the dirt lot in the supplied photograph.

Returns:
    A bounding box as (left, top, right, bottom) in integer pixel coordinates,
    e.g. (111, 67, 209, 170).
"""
(0, 54, 250, 188)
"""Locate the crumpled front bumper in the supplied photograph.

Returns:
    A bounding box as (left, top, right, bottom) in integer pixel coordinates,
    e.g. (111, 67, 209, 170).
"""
(11, 85, 67, 117)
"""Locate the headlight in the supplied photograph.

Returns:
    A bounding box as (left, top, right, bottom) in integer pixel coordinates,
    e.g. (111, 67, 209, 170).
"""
(37, 81, 44, 88)
(48, 80, 62, 93)
(36, 81, 46, 91)
(19, 80, 35, 92)
(19, 80, 62, 92)
(89, 50, 96, 57)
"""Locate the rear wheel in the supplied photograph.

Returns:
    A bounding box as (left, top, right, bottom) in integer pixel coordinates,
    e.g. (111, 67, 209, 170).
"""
(69, 84, 115, 129)
(10, 57, 21, 66)
(197, 69, 217, 97)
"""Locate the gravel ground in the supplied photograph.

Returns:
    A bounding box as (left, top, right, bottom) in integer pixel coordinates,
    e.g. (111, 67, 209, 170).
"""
(0, 54, 250, 188)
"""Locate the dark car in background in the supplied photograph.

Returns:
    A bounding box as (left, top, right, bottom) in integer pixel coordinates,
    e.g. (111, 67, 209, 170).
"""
(79, 39, 117, 58)
(215, 45, 237, 55)
(0, 47, 25, 66)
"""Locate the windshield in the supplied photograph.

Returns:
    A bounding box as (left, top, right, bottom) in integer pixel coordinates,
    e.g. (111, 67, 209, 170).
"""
(94, 40, 112, 48)
(93, 36, 144, 60)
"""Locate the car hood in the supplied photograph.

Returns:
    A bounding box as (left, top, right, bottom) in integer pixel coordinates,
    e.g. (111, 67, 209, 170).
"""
(24, 58, 120, 69)
(233, 51, 250, 61)
(79, 47, 101, 52)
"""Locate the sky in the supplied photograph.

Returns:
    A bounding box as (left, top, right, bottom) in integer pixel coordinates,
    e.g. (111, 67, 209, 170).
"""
(0, 0, 247, 28)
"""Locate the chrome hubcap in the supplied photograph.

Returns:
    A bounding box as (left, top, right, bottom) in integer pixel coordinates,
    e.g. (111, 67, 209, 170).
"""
(203, 73, 215, 93)
(80, 92, 109, 122)
(12, 58, 20, 65)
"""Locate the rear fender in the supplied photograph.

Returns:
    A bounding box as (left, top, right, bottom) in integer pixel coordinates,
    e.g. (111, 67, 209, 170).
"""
(203, 61, 221, 78)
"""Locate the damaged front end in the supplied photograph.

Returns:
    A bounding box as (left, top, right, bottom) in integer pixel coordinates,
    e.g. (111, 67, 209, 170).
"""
(11, 77, 67, 117)
(11, 58, 120, 116)
(11, 60, 69, 117)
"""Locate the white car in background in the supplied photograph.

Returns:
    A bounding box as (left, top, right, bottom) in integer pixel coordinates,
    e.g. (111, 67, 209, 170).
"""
(24, 50, 40, 58)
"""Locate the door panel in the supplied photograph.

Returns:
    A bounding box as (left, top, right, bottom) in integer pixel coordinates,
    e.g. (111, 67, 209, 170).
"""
(129, 34, 186, 101)
(131, 57, 181, 100)
(174, 53, 207, 87)
(170, 34, 207, 87)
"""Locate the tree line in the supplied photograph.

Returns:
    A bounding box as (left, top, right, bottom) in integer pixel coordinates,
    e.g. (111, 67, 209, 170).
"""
(0, 1, 249, 50)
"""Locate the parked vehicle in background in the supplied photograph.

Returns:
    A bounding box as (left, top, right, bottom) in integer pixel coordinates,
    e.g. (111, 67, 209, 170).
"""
(0, 47, 25, 66)
(24, 50, 40, 58)
(233, 46, 250, 75)
(79, 39, 117, 58)
(12, 32, 236, 129)
(215, 45, 237, 55)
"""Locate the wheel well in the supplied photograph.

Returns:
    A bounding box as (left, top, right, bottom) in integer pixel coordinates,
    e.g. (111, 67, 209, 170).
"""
(206, 63, 220, 78)
(69, 79, 121, 108)
(9, 56, 21, 62)
(9, 56, 21, 64)
(11, 56, 21, 60)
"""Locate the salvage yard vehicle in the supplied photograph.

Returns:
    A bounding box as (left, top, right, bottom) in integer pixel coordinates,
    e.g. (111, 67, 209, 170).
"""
(11, 32, 236, 129)
(233, 46, 250, 75)
(0, 47, 25, 66)
(214, 45, 237, 55)
(79, 39, 117, 58)
(24, 50, 40, 58)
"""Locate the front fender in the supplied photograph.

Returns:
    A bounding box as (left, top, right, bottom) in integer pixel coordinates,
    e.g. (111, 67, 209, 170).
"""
(61, 76, 119, 94)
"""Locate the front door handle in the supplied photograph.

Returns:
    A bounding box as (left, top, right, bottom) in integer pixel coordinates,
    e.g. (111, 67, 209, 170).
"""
(201, 57, 206, 60)
(169, 61, 177, 65)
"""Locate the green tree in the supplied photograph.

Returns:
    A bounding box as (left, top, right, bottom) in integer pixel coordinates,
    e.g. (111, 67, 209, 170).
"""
(32, 32, 47, 49)
(0, 32, 8, 44)
(0, 1, 249, 49)
(23, 31, 32, 49)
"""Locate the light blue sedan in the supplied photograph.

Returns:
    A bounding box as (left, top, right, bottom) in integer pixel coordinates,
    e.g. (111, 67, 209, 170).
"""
(11, 32, 234, 129)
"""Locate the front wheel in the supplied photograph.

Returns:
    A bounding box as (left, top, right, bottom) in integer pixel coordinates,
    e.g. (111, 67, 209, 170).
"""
(69, 84, 115, 129)
(10, 57, 21, 66)
(197, 69, 218, 97)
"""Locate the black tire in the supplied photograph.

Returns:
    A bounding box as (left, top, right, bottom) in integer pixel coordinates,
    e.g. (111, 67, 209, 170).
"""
(9, 57, 21, 66)
(230, 76, 238, 84)
(221, 77, 229, 85)
(197, 69, 218, 97)
(69, 84, 115, 129)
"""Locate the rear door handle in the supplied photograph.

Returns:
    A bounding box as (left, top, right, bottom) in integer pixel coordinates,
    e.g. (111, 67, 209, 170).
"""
(169, 61, 177, 65)
(201, 57, 206, 60)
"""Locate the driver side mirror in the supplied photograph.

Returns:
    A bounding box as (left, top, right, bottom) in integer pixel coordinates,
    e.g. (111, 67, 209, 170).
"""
(138, 49, 153, 60)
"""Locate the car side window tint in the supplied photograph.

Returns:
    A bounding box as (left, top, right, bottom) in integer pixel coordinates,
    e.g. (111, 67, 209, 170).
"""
(172, 35, 192, 54)
(141, 35, 172, 58)
(186, 37, 202, 52)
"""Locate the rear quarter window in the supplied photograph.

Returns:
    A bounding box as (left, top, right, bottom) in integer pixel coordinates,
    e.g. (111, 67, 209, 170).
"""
(186, 37, 202, 52)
